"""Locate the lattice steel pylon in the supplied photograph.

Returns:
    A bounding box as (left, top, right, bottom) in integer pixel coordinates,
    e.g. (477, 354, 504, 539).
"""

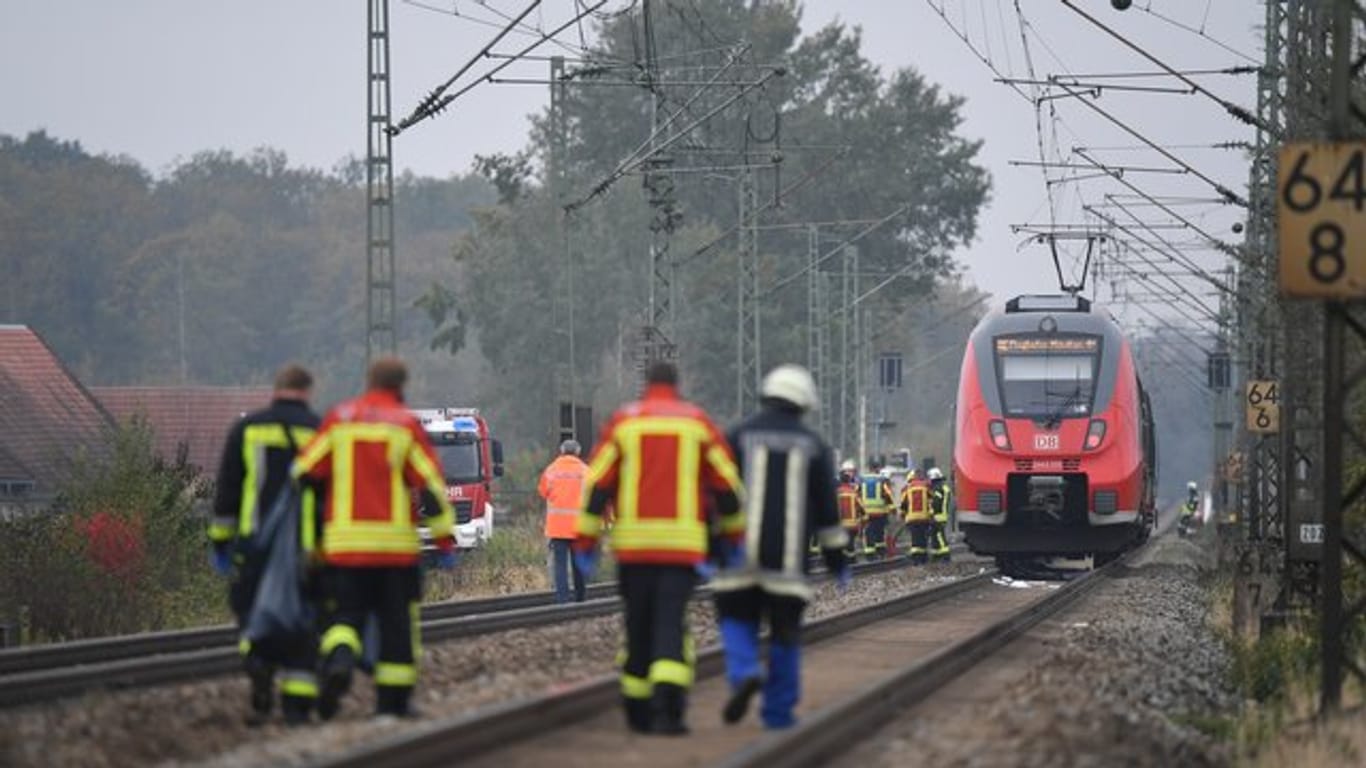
(1279, 0, 1333, 614)
(1237, 1, 1286, 552)
(366, 0, 397, 369)
(807, 225, 833, 439)
(1251, 0, 1366, 712)
(1316, 0, 1366, 712)
(836, 244, 860, 460)
(638, 0, 678, 371)
(736, 166, 760, 415)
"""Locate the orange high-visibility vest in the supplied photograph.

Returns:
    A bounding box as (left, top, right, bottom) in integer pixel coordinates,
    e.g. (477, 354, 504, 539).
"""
(539, 453, 588, 540)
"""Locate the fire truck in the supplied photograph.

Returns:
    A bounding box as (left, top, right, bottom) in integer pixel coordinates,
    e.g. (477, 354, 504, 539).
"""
(412, 407, 504, 550)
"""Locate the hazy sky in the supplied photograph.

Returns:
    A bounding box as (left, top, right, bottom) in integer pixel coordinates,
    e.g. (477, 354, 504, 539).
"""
(1, 1, 1260, 333)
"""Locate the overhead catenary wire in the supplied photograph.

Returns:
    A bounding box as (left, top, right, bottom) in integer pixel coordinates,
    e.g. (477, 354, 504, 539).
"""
(683, 149, 850, 265)
(563, 62, 782, 212)
(1131, 0, 1261, 65)
(762, 205, 910, 299)
(1058, 0, 1269, 134)
(1052, 81, 1248, 207)
(391, 0, 609, 136)
(401, 0, 604, 60)
(1084, 199, 1242, 306)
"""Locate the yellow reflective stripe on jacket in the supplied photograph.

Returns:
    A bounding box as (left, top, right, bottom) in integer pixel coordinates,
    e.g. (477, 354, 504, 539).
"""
(325, 525, 421, 556)
(609, 417, 710, 552)
(239, 423, 316, 538)
(321, 624, 362, 655)
(375, 662, 418, 687)
(409, 440, 454, 539)
(292, 427, 332, 480)
(208, 522, 236, 543)
(577, 439, 621, 537)
(621, 673, 652, 699)
(300, 487, 318, 553)
(610, 524, 708, 553)
(705, 444, 745, 535)
(280, 670, 318, 698)
(329, 422, 413, 526)
(648, 659, 694, 688)
(300, 420, 449, 557)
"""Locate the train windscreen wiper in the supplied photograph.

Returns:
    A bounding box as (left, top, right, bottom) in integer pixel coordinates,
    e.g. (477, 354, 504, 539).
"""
(1043, 386, 1083, 429)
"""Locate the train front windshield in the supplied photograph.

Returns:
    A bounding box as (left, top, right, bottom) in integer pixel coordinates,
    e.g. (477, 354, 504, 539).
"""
(994, 335, 1100, 419)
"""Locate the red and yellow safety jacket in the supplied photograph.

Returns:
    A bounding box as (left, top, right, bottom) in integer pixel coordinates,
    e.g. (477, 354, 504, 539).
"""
(292, 389, 455, 567)
(901, 478, 931, 523)
(538, 453, 588, 540)
(836, 481, 864, 530)
(575, 383, 744, 565)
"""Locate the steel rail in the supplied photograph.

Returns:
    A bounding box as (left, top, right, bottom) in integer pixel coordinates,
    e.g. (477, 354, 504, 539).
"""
(720, 552, 1137, 767)
(0, 583, 618, 677)
(306, 569, 995, 768)
(0, 556, 922, 708)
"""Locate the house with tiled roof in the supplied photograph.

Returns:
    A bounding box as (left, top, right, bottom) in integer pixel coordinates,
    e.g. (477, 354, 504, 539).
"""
(0, 325, 114, 516)
(92, 386, 272, 476)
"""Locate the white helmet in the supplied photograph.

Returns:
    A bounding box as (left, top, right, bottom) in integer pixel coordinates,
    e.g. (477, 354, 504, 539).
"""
(927, 467, 944, 481)
(840, 459, 857, 473)
(879, 467, 893, 480)
(1187, 480, 1198, 491)
(760, 364, 818, 412)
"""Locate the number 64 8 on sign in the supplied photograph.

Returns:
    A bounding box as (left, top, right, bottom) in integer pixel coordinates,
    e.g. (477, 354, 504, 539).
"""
(1278, 142, 1366, 298)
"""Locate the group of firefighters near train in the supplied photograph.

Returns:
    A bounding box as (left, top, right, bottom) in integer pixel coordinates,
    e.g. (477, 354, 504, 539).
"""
(209, 355, 954, 736)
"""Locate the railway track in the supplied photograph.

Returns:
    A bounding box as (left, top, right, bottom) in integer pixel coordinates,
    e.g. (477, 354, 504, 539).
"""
(303, 551, 1123, 768)
(0, 555, 920, 708)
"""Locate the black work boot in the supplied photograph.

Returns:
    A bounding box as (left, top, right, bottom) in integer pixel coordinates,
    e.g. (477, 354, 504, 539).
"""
(281, 695, 312, 726)
(243, 655, 274, 725)
(651, 683, 689, 736)
(623, 696, 654, 734)
(376, 685, 417, 718)
(317, 646, 355, 722)
(722, 676, 762, 725)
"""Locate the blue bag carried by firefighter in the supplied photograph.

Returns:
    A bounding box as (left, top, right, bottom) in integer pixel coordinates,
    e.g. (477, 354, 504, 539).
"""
(243, 485, 315, 645)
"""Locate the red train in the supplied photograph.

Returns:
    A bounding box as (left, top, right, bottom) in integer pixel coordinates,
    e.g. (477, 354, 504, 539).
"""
(952, 295, 1156, 571)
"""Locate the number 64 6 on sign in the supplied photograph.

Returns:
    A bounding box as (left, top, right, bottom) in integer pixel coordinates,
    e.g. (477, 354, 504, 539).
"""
(1278, 142, 1366, 298)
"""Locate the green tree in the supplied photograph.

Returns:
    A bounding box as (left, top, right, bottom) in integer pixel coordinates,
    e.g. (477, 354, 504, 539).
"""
(435, 0, 989, 450)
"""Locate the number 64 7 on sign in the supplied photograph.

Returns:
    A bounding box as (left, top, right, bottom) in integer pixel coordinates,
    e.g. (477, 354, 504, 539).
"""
(1278, 142, 1366, 298)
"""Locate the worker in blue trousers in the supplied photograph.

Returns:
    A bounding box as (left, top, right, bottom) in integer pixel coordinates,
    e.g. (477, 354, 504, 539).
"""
(713, 364, 850, 729)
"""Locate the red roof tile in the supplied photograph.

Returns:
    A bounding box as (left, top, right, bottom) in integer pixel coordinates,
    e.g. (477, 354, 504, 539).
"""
(91, 386, 273, 474)
(0, 325, 114, 495)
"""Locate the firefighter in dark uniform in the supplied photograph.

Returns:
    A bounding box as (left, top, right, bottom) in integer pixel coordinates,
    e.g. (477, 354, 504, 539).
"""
(573, 361, 744, 735)
(209, 364, 321, 725)
(715, 365, 849, 729)
(927, 467, 952, 562)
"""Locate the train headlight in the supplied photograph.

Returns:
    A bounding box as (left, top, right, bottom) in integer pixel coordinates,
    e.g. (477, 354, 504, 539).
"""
(1084, 419, 1106, 450)
(989, 420, 1011, 451)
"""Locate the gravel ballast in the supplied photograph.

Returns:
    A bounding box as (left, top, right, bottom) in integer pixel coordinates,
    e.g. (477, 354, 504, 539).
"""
(0, 559, 986, 767)
(848, 533, 1237, 768)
